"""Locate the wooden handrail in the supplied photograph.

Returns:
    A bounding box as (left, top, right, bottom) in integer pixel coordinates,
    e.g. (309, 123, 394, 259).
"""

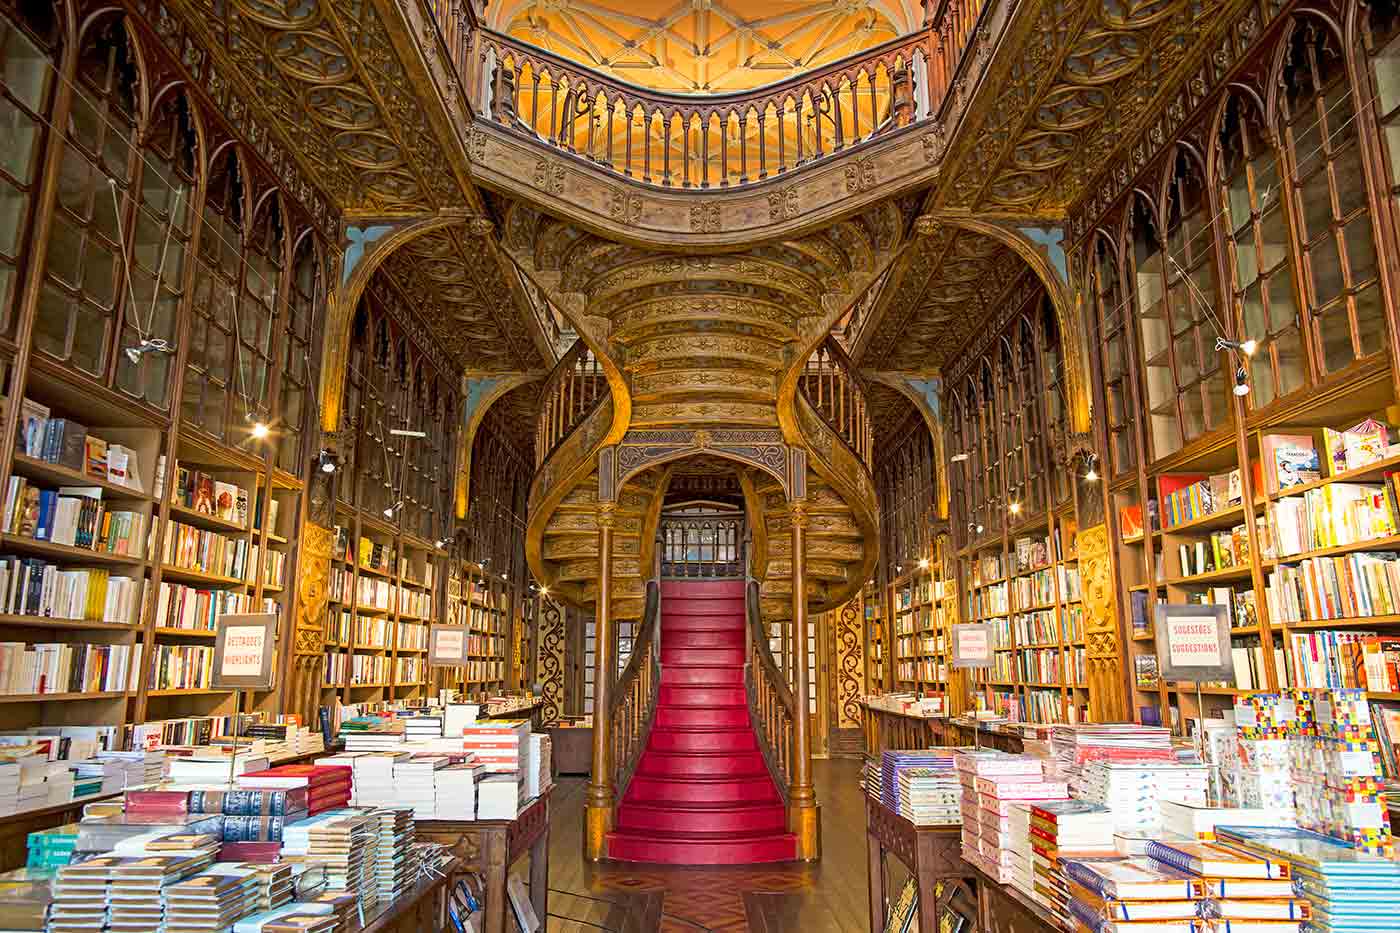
(471, 29, 931, 189)
(799, 335, 874, 469)
(535, 337, 607, 468)
(609, 580, 661, 802)
(745, 578, 795, 805)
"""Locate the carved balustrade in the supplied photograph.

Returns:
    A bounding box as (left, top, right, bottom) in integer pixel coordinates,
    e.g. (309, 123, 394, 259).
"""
(610, 581, 661, 803)
(535, 338, 607, 468)
(800, 337, 873, 469)
(471, 31, 933, 189)
(746, 580, 795, 804)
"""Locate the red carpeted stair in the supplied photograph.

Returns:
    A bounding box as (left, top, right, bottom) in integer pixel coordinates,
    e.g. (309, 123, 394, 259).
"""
(607, 579, 798, 864)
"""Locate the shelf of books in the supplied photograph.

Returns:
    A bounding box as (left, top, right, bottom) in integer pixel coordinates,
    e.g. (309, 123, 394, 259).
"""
(863, 579, 884, 690)
(961, 515, 1086, 724)
(0, 351, 311, 752)
(887, 538, 956, 709)
(322, 509, 442, 706)
(1115, 366, 1400, 729)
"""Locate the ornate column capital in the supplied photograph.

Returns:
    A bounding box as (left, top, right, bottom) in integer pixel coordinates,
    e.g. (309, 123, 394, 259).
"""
(597, 502, 618, 528)
(789, 498, 809, 529)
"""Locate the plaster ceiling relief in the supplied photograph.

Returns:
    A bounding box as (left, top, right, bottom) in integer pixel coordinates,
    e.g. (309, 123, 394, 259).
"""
(168, 0, 465, 213)
(487, 0, 923, 94)
(374, 226, 547, 372)
(856, 226, 1022, 372)
(933, 0, 1235, 216)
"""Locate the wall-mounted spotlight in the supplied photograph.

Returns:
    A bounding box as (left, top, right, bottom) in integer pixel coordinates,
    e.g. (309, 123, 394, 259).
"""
(1083, 453, 1099, 483)
(950, 452, 970, 463)
(123, 338, 174, 365)
(917, 557, 930, 570)
(434, 538, 451, 549)
(318, 450, 338, 474)
(248, 416, 270, 440)
(1008, 501, 1022, 516)
(1216, 337, 1258, 356)
(383, 501, 403, 519)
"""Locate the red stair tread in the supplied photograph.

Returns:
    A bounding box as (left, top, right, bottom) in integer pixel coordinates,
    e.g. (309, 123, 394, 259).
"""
(612, 580, 791, 864)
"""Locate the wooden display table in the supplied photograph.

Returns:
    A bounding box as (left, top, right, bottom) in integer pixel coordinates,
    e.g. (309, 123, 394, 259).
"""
(416, 789, 552, 933)
(938, 720, 1025, 755)
(358, 865, 455, 933)
(860, 702, 941, 754)
(865, 796, 978, 933)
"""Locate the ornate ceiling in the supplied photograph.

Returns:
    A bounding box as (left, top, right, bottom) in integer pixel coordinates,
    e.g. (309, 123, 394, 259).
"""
(866, 382, 920, 446)
(485, 0, 922, 94)
(481, 380, 545, 463)
(857, 225, 1028, 372)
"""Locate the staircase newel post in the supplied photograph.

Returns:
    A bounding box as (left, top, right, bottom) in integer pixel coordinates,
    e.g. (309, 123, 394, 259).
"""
(585, 501, 617, 861)
(788, 498, 821, 860)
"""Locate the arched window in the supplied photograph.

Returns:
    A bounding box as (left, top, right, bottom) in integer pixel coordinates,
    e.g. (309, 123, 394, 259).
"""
(0, 10, 59, 340)
(1018, 318, 1044, 515)
(115, 91, 196, 409)
(1000, 338, 1024, 516)
(276, 234, 321, 474)
(1091, 232, 1137, 476)
(1129, 192, 1179, 458)
(1280, 18, 1385, 373)
(235, 195, 283, 436)
(35, 17, 138, 377)
(183, 147, 242, 440)
(1217, 92, 1305, 408)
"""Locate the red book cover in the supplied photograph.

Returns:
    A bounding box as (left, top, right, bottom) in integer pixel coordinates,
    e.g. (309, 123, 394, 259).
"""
(218, 841, 282, 863)
(124, 790, 190, 813)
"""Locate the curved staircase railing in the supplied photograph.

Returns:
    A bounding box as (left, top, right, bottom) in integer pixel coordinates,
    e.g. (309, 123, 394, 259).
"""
(610, 580, 661, 802)
(536, 337, 607, 468)
(745, 579, 795, 805)
(472, 30, 930, 190)
(799, 335, 873, 469)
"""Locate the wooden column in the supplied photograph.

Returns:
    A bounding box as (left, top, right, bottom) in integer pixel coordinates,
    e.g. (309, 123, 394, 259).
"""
(584, 502, 616, 860)
(788, 498, 821, 859)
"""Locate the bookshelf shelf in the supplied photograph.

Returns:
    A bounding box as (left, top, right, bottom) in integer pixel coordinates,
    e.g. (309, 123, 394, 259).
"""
(159, 565, 248, 587)
(0, 691, 129, 703)
(1161, 565, 1254, 587)
(153, 628, 217, 638)
(1279, 614, 1400, 630)
(1266, 533, 1400, 565)
(169, 504, 247, 534)
(10, 454, 152, 501)
(1159, 504, 1247, 535)
(146, 688, 239, 697)
(0, 615, 134, 631)
(1, 536, 144, 565)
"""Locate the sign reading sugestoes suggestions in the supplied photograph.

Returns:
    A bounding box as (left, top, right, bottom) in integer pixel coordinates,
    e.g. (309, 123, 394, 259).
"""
(1153, 604, 1234, 683)
(429, 624, 471, 668)
(951, 623, 993, 669)
(211, 613, 278, 689)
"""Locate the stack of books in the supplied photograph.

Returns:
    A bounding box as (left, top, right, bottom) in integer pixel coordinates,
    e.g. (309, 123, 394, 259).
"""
(51, 855, 124, 932)
(1050, 723, 1175, 781)
(107, 851, 211, 931)
(476, 774, 523, 820)
(1027, 799, 1116, 921)
(373, 808, 417, 902)
(392, 755, 448, 819)
(238, 765, 353, 815)
(1145, 837, 1305, 930)
(281, 809, 380, 913)
(461, 719, 530, 773)
(232, 903, 335, 933)
(162, 863, 262, 932)
(435, 760, 482, 820)
(1217, 824, 1400, 933)
(955, 751, 1067, 883)
(402, 715, 442, 741)
(252, 862, 294, 911)
(1073, 762, 1211, 835)
(26, 822, 79, 868)
(879, 748, 959, 824)
(1063, 856, 1204, 933)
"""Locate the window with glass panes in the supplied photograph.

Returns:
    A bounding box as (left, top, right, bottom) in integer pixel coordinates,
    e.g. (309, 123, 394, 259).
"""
(232, 198, 283, 435)
(1091, 235, 1139, 477)
(36, 21, 136, 378)
(1129, 196, 1180, 458)
(276, 237, 321, 474)
(0, 14, 56, 340)
(114, 93, 195, 410)
(1367, 0, 1400, 245)
(999, 339, 1026, 514)
(978, 363, 1000, 521)
(1282, 20, 1385, 374)
(1040, 300, 1071, 506)
(1216, 94, 1306, 409)
(183, 150, 241, 441)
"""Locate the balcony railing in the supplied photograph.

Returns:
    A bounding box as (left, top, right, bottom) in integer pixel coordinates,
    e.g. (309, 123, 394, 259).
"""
(536, 338, 606, 468)
(659, 512, 746, 579)
(800, 336, 873, 469)
(471, 32, 932, 191)
(419, 0, 996, 192)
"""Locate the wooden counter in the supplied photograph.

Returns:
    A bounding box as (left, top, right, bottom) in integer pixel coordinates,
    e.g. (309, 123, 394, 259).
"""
(357, 866, 454, 933)
(416, 789, 552, 933)
(859, 703, 1028, 757)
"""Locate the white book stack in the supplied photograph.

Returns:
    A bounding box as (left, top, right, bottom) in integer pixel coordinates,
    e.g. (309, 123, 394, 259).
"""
(525, 734, 552, 799)
(443, 704, 480, 739)
(476, 774, 522, 820)
(71, 758, 124, 794)
(1008, 804, 1035, 899)
(1074, 762, 1210, 833)
(434, 762, 481, 820)
(0, 759, 20, 814)
(350, 752, 410, 807)
(392, 755, 448, 819)
(341, 731, 406, 752)
(1158, 799, 1296, 840)
(462, 720, 530, 774)
(168, 753, 270, 784)
(403, 716, 443, 741)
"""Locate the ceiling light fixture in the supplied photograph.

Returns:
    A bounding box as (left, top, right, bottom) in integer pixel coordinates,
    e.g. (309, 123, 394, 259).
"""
(250, 421, 269, 440)
(1216, 337, 1258, 356)
(917, 558, 930, 570)
(383, 501, 402, 518)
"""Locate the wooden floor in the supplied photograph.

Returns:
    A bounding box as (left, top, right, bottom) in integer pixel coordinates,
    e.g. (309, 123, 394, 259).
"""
(543, 758, 872, 933)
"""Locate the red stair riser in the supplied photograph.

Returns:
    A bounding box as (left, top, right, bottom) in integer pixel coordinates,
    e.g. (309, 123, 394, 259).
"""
(658, 685, 746, 707)
(654, 707, 749, 728)
(638, 750, 765, 778)
(614, 580, 794, 865)
(661, 629, 745, 649)
(660, 647, 743, 666)
(647, 729, 756, 752)
(604, 833, 798, 865)
(659, 666, 744, 687)
(625, 775, 779, 804)
(660, 599, 747, 617)
(616, 804, 786, 834)
(660, 580, 744, 596)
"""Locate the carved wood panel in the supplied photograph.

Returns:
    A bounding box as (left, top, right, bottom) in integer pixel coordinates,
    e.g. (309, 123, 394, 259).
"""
(834, 594, 865, 729)
(287, 522, 333, 724)
(536, 598, 566, 726)
(1079, 522, 1127, 722)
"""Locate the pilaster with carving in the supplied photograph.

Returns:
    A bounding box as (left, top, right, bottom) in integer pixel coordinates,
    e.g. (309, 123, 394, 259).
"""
(288, 523, 334, 725)
(1079, 524, 1127, 722)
